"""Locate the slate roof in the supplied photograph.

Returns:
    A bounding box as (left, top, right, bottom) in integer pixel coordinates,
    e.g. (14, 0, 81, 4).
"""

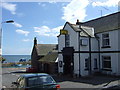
(39, 50, 58, 62)
(70, 24, 94, 37)
(35, 44, 57, 56)
(62, 22, 94, 37)
(61, 11, 120, 37)
(82, 11, 120, 34)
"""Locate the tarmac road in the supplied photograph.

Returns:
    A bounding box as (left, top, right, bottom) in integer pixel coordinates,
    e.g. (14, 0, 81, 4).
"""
(2, 67, 25, 88)
(2, 67, 120, 89)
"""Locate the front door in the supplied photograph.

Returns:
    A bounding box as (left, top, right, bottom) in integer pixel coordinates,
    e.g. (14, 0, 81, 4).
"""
(63, 47, 74, 75)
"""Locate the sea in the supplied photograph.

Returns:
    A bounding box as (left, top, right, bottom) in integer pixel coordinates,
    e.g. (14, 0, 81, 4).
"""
(2, 55, 31, 63)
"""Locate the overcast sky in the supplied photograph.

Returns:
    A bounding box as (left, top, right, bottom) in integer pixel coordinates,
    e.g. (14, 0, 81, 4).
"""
(0, 0, 119, 55)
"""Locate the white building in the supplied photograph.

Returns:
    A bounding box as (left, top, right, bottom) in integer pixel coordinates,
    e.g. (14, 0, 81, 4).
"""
(58, 12, 120, 76)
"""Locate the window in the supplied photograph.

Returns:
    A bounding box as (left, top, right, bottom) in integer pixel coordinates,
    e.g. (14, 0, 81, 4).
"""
(85, 58, 89, 70)
(28, 77, 39, 86)
(102, 33, 110, 47)
(27, 76, 55, 87)
(102, 56, 111, 69)
(94, 58, 98, 69)
(65, 34, 70, 47)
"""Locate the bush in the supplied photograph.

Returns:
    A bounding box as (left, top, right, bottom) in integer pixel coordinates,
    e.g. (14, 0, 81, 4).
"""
(0, 57, 6, 63)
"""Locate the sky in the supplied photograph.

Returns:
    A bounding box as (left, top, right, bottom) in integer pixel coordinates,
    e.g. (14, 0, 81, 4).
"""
(0, 0, 120, 55)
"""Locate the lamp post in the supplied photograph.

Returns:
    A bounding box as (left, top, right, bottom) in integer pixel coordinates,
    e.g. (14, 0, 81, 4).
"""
(0, 20, 14, 59)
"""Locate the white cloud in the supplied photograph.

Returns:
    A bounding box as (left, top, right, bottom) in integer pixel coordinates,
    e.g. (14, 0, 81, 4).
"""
(38, 3, 46, 7)
(34, 25, 63, 37)
(48, 1, 57, 4)
(13, 22, 23, 28)
(92, 0, 119, 7)
(62, 0, 89, 23)
(22, 39, 31, 42)
(16, 29, 30, 36)
(1, 2, 16, 14)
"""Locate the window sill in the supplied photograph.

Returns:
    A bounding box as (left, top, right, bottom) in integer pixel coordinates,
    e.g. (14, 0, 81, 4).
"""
(101, 46, 111, 48)
(102, 68, 112, 71)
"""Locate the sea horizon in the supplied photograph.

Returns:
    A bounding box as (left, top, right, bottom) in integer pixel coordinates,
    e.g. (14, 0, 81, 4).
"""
(2, 55, 31, 63)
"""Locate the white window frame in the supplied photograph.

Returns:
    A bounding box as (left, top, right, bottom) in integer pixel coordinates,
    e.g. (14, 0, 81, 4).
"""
(102, 33, 110, 47)
(102, 56, 111, 69)
(65, 34, 70, 47)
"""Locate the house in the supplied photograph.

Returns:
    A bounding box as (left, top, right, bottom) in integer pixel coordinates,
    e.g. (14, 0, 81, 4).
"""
(58, 12, 120, 77)
(38, 50, 58, 74)
(31, 37, 58, 73)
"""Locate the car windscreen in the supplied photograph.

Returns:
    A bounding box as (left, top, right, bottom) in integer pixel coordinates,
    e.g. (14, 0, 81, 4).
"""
(27, 75, 56, 87)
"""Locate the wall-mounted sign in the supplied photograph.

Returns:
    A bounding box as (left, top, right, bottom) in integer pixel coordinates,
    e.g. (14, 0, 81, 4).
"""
(60, 29, 68, 35)
(81, 39, 88, 46)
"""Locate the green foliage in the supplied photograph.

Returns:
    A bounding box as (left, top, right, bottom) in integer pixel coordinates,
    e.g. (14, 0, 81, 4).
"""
(0, 57, 6, 63)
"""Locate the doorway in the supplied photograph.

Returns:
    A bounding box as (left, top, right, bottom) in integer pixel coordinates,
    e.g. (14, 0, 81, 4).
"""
(63, 47, 74, 75)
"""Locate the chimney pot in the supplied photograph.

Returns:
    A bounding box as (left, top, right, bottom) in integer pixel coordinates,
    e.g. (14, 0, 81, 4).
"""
(34, 37, 37, 46)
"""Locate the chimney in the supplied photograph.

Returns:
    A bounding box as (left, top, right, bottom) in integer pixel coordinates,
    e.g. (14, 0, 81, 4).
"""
(76, 19, 80, 25)
(34, 37, 37, 46)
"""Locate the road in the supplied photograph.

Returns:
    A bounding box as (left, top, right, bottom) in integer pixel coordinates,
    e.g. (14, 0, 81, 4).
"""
(2, 68, 25, 88)
(2, 67, 120, 89)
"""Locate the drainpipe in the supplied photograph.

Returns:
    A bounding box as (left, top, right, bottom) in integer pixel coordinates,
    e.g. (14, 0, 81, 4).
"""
(95, 35, 101, 72)
(78, 31, 81, 77)
(89, 37, 92, 75)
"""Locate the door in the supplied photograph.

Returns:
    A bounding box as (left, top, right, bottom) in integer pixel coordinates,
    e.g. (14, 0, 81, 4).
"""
(63, 47, 74, 75)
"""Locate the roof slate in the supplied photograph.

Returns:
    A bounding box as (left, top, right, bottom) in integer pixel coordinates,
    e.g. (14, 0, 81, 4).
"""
(35, 44, 57, 56)
(39, 50, 58, 62)
(64, 12, 120, 35)
(82, 11, 120, 33)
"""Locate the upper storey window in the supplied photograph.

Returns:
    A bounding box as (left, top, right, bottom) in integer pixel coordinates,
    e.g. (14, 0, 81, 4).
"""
(102, 33, 110, 48)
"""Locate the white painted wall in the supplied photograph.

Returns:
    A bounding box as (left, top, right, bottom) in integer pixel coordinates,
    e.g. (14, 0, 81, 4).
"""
(97, 30, 120, 75)
(58, 35, 65, 52)
(58, 22, 120, 76)
(63, 23, 79, 51)
(58, 54, 63, 73)
(80, 53, 89, 76)
(58, 34, 65, 73)
(74, 53, 79, 75)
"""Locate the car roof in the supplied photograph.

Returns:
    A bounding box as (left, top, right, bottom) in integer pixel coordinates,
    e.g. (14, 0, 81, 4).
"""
(20, 73, 50, 78)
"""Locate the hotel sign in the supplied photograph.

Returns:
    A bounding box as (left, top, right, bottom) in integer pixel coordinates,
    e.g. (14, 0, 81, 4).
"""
(60, 29, 68, 35)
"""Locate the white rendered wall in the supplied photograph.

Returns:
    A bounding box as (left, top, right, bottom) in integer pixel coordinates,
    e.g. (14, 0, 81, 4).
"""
(97, 30, 119, 75)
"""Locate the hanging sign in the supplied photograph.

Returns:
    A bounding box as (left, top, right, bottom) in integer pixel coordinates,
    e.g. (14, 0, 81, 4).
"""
(60, 29, 68, 35)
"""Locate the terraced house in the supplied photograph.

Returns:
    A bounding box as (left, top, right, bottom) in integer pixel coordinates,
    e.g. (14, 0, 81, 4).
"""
(58, 12, 120, 77)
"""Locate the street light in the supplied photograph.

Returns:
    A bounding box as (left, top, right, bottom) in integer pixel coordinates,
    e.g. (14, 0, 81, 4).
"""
(2, 20, 14, 23)
(0, 20, 14, 59)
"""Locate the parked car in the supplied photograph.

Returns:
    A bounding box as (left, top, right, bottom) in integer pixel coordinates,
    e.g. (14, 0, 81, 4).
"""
(101, 81, 120, 90)
(11, 73, 60, 90)
(26, 67, 38, 73)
